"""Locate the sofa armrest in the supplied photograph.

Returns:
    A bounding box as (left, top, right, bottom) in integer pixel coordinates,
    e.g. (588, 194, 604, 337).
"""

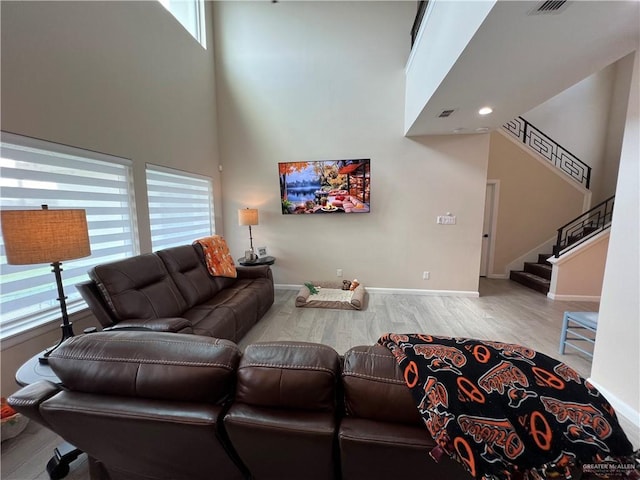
(106, 317, 193, 333)
(76, 280, 118, 328)
(8, 380, 61, 429)
(236, 265, 273, 280)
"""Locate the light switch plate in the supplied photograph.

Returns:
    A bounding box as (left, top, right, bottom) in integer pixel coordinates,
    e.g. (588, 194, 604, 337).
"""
(437, 215, 456, 225)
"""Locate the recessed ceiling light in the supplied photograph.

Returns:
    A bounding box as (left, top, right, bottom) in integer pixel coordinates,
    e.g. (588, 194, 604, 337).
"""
(476, 127, 490, 133)
(478, 107, 493, 115)
(453, 128, 465, 134)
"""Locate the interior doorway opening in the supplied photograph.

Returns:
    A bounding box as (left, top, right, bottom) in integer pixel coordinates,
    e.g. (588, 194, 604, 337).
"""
(480, 181, 499, 277)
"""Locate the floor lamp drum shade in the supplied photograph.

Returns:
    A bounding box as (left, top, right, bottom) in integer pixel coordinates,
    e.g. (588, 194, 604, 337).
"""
(2, 208, 91, 265)
(1, 207, 91, 363)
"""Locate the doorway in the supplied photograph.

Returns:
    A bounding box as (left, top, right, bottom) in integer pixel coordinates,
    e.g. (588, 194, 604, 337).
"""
(480, 181, 499, 277)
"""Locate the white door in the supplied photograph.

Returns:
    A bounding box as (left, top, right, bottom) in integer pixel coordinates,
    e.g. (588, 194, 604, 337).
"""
(480, 183, 497, 277)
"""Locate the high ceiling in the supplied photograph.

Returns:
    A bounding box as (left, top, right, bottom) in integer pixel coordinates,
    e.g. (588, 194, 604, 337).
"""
(405, 0, 640, 136)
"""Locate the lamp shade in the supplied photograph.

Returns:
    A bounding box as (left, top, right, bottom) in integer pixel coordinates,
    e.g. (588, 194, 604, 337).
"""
(1, 208, 91, 265)
(238, 208, 259, 226)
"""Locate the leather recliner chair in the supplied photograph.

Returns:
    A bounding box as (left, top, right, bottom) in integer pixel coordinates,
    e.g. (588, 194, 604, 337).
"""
(8, 331, 470, 480)
(9, 332, 247, 480)
(340, 345, 468, 479)
(224, 342, 341, 480)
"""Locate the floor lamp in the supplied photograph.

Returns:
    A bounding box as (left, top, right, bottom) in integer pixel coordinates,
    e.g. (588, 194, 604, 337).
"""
(1, 205, 91, 364)
(238, 208, 259, 261)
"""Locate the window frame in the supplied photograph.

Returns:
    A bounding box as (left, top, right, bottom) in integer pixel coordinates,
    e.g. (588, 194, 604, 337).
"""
(157, 0, 207, 49)
(0, 132, 139, 340)
(145, 163, 215, 252)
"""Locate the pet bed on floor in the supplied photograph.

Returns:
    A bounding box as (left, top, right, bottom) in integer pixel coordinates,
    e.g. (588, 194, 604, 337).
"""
(296, 282, 365, 310)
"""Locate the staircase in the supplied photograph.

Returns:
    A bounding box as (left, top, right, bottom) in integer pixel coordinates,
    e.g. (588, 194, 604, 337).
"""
(502, 118, 614, 296)
(509, 254, 552, 294)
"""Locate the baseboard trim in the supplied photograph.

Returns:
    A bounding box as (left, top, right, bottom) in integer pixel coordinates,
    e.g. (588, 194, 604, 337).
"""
(275, 284, 304, 291)
(547, 293, 601, 302)
(275, 284, 479, 297)
(586, 378, 640, 449)
(486, 274, 509, 279)
(368, 288, 479, 297)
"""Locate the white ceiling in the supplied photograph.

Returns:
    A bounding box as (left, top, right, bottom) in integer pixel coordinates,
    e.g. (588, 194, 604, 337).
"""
(405, 0, 640, 136)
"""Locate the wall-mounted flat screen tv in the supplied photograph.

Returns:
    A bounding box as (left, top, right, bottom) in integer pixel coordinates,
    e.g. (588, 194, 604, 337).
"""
(279, 159, 370, 215)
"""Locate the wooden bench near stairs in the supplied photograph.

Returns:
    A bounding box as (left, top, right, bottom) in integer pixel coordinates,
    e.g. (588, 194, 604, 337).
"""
(509, 253, 552, 294)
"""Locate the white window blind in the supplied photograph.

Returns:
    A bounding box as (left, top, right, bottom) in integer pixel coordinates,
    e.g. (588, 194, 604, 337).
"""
(146, 164, 214, 251)
(0, 133, 138, 338)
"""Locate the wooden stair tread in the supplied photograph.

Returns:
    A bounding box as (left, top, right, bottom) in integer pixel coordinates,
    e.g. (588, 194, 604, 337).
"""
(537, 253, 553, 265)
(509, 268, 550, 295)
(509, 252, 554, 294)
(510, 271, 550, 284)
(524, 262, 552, 280)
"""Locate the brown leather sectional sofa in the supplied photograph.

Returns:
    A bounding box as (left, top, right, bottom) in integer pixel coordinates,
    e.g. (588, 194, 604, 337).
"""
(9, 331, 471, 480)
(76, 243, 274, 342)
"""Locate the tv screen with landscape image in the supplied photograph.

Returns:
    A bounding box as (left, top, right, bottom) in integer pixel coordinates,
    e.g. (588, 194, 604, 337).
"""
(279, 159, 370, 215)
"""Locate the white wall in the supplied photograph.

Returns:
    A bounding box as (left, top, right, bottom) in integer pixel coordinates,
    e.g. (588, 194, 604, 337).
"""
(525, 57, 632, 204)
(590, 50, 639, 446)
(487, 131, 587, 275)
(404, 0, 495, 133)
(0, 1, 221, 397)
(602, 53, 637, 199)
(0, 1, 223, 252)
(214, 1, 489, 293)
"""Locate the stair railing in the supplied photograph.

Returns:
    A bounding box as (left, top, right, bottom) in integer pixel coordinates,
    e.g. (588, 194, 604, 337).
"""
(553, 195, 615, 257)
(503, 116, 592, 189)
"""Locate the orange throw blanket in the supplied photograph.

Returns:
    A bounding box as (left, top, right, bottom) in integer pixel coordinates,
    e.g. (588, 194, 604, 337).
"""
(193, 235, 237, 278)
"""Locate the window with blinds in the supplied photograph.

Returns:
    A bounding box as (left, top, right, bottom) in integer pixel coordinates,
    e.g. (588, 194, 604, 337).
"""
(0, 132, 138, 338)
(146, 165, 214, 251)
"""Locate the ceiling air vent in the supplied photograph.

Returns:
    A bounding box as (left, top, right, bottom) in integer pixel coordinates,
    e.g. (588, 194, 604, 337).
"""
(438, 109, 456, 118)
(529, 0, 570, 15)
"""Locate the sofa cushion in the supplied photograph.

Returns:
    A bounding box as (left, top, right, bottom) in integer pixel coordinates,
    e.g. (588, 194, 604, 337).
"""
(236, 342, 340, 411)
(48, 331, 241, 403)
(342, 345, 422, 425)
(339, 418, 469, 480)
(230, 276, 275, 317)
(224, 403, 337, 480)
(156, 245, 222, 308)
(180, 285, 262, 342)
(183, 305, 239, 342)
(89, 253, 187, 321)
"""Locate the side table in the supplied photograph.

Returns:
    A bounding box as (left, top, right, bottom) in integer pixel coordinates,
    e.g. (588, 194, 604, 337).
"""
(16, 352, 83, 480)
(237, 255, 276, 267)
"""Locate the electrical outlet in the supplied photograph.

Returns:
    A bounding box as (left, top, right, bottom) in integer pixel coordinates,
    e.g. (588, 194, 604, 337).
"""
(337, 269, 343, 277)
(422, 271, 430, 280)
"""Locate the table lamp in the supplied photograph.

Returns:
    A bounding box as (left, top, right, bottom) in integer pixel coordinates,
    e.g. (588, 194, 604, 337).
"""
(1, 205, 91, 364)
(238, 208, 259, 260)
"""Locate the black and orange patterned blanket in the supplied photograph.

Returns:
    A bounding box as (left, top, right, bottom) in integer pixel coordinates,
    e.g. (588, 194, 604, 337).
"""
(378, 333, 636, 480)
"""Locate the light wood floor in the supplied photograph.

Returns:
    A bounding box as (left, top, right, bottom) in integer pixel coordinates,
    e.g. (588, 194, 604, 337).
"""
(240, 278, 597, 377)
(1, 279, 598, 480)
